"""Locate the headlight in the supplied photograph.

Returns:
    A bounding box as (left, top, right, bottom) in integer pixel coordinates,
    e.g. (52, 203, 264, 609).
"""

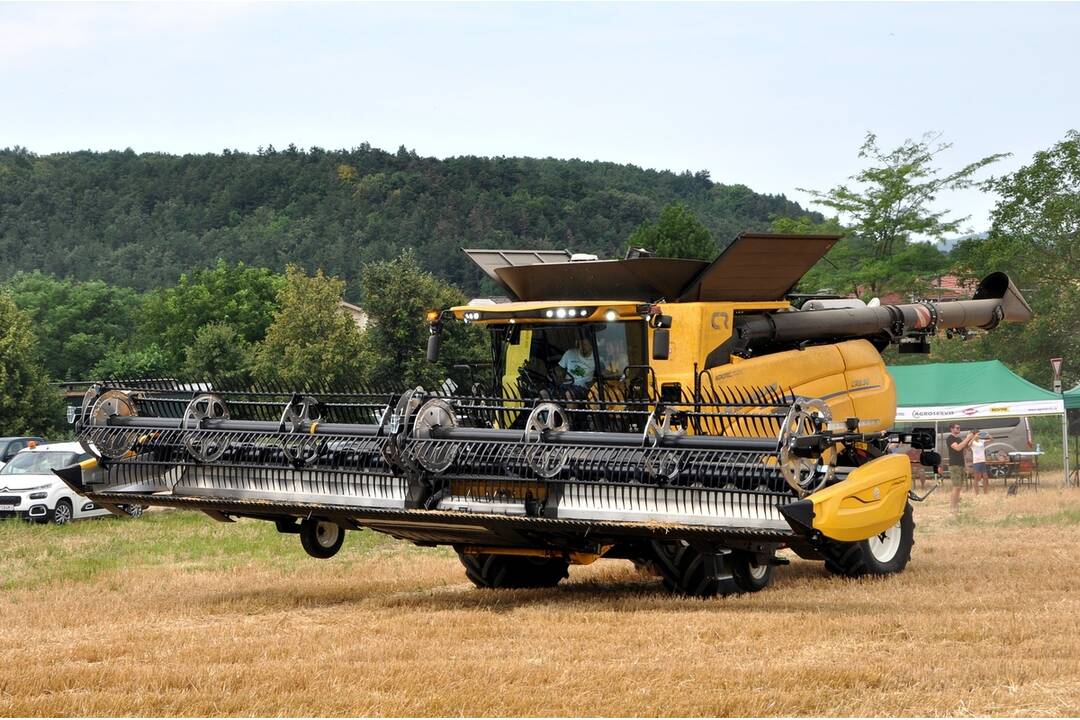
(29, 492, 48, 500)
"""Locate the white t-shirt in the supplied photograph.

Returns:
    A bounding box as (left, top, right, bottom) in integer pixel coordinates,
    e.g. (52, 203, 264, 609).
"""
(971, 438, 986, 464)
(559, 348, 594, 387)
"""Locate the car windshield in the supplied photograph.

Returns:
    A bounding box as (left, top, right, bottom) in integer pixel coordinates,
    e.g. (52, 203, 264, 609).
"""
(0, 451, 79, 476)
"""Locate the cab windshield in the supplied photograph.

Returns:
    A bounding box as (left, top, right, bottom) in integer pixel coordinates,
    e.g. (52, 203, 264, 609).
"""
(494, 321, 647, 398)
(0, 451, 81, 476)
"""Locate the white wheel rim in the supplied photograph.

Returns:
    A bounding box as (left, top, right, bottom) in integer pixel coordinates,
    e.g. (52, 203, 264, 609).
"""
(748, 562, 769, 580)
(868, 520, 902, 563)
(315, 521, 340, 548)
(55, 505, 71, 524)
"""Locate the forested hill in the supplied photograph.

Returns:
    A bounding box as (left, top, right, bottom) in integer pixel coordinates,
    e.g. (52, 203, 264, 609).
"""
(0, 144, 817, 295)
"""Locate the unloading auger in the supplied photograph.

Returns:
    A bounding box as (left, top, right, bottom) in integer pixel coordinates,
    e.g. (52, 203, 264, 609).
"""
(56, 233, 1032, 597)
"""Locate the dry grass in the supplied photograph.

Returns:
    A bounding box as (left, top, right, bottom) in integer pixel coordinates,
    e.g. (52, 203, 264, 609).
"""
(3, 479, 1080, 717)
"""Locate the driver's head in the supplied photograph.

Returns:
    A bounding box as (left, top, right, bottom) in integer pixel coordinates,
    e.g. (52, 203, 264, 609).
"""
(578, 336, 593, 355)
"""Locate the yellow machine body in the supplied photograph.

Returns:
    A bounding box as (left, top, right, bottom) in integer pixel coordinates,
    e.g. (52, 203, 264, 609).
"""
(803, 454, 911, 542)
(450, 296, 911, 543)
(452, 298, 898, 433)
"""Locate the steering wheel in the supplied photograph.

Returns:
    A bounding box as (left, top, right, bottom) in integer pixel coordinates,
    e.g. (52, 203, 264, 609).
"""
(519, 362, 573, 392)
(517, 365, 549, 390)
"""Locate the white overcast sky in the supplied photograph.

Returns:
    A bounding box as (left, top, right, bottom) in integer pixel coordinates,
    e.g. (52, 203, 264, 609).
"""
(2, 1, 1078, 233)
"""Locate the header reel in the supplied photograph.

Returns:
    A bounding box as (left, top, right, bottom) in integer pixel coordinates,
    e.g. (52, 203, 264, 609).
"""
(74, 381, 874, 501)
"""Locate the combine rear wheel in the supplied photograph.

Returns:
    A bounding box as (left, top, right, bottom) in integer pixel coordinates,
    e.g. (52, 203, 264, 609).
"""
(457, 552, 569, 589)
(822, 502, 915, 577)
(299, 519, 345, 559)
(648, 541, 740, 598)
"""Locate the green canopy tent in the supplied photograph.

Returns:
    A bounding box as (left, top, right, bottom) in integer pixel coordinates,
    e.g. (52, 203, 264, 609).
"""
(888, 361, 1069, 484)
(1065, 383, 1080, 411)
(888, 360, 1064, 422)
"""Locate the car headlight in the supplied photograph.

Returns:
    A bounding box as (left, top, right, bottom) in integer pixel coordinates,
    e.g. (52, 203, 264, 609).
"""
(29, 492, 48, 500)
(22, 483, 52, 492)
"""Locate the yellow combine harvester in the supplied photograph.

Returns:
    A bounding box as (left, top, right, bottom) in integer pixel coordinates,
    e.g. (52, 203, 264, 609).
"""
(61, 234, 1031, 596)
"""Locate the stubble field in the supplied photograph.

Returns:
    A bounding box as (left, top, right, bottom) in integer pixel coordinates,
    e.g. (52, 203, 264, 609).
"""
(3, 478, 1080, 717)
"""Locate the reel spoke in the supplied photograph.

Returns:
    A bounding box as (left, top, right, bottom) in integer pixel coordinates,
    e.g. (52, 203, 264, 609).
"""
(182, 394, 230, 463)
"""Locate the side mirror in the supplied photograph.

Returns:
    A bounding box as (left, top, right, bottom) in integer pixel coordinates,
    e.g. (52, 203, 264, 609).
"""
(426, 333, 442, 363)
(652, 328, 670, 360)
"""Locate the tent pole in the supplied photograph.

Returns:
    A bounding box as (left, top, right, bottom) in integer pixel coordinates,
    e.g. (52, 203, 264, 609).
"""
(1063, 407, 1071, 487)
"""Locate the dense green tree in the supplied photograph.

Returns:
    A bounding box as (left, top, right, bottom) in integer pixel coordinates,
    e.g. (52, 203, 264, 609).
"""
(359, 251, 486, 389)
(250, 266, 365, 389)
(182, 323, 251, 385)
(0, 146, 816, 296)
(627, 201, 715, 260)
(939, 130, 1080, 387)
(90, 344, 172, 379)
(3, 272, 141, 381)
(800, 132, 1006, 258)
(137, 260, 284, 371)
(0, 292, 64, 434)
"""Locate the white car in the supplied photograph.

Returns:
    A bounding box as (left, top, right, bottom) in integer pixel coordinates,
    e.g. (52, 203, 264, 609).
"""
(0, 436, 46, 471)
(0, 441, 143, 525)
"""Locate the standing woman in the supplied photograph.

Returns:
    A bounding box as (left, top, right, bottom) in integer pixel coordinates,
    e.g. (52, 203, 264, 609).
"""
(971, 431, 990, 494)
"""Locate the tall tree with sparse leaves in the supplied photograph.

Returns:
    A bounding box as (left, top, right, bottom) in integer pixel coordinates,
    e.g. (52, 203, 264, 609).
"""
(800, 132, 1007, 258)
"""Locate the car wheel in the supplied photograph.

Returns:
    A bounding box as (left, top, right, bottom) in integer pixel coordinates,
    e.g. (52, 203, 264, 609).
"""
(124, 504, 145, 519)
(52, 499, 73, 526)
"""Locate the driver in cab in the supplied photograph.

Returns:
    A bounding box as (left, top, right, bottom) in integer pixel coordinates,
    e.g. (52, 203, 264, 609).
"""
(558, 336, 595, 392)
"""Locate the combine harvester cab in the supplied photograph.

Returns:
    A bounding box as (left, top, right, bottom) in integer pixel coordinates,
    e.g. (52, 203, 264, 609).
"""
(59, 234, 1032, 597)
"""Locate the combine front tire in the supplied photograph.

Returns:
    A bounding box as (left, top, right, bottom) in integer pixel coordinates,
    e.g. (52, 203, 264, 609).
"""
(457, 552, 569, 589)
(822, 502, 915, 577)
(299, 519, 345, 559)
(648, 541, 740, 598)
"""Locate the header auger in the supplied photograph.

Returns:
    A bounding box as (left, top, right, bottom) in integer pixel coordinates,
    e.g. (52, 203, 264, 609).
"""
(57, 233, 1031, 597)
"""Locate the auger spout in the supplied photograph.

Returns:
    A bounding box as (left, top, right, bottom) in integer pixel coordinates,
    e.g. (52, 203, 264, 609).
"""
(732, 272, 1031, 354)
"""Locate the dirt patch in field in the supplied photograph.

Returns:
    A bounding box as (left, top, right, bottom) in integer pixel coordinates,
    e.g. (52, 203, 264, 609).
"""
(2, 482, 1080, 716)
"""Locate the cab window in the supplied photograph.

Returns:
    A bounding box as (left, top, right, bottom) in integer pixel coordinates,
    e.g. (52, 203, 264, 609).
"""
(496, 321, 646, 397)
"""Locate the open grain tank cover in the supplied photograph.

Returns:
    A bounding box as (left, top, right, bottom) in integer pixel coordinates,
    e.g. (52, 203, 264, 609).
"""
(494, 257, 709, 302)
(462, 248, 574, 297)
(679, 233, 842, 302)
